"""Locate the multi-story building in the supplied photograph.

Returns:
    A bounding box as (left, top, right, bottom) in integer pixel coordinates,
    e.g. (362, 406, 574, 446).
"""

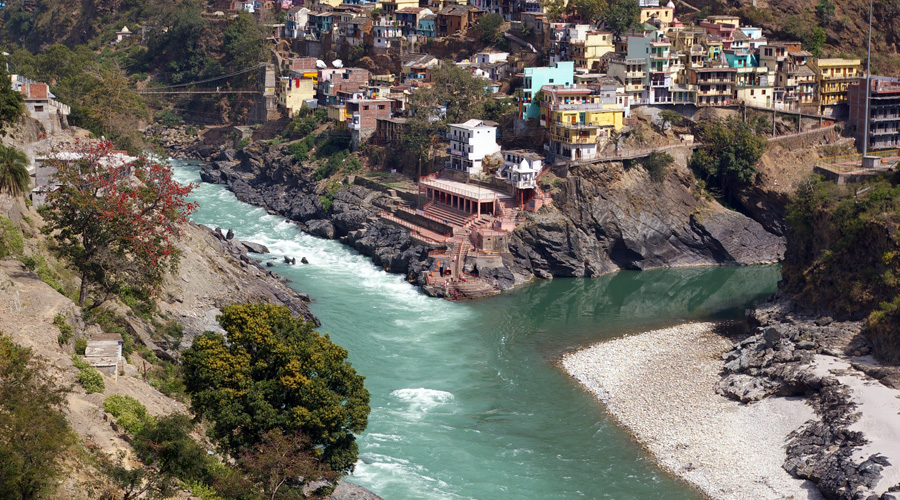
(372, 20, 404, 48)
(520, 61, 575, 119)
(811, 57, 863, 114)
(318, 67, 370, 106)
(571, 31, 614, 71)
(396, 7, 433, 37)
(640, 3, 674, 25)
(379, 0, 419, 16)
(285, 7, 310, 38)
(689, 67, 736, 106)
(849, 76, 900, 152)
(447, 119, 501, 176)
(540, 84, 624, 162)
(436, 5, 483, 37)
(278, 77, 317, 116)
(608, 56, 647, 104)
(341, 17, 371, 46)
(346, 98, 394, 147)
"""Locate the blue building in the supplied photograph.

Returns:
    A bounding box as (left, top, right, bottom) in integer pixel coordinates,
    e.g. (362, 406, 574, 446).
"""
(520, 61, 575, 119)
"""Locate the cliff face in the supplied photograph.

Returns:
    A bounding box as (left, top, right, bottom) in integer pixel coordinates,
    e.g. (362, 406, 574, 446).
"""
(779, 175, 900, 363)
(507, 161, 784, 279)
(194, 141, 785, 289)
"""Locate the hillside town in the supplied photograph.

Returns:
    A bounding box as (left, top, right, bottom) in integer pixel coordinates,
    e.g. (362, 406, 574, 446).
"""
(184, 0, 886, 297)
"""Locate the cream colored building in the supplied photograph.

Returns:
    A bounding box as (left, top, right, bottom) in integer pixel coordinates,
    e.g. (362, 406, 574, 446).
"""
(571, 31, 614, 70)
(278, 78, 317, 117)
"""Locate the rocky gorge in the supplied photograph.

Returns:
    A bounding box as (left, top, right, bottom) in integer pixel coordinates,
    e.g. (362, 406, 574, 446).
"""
(175, 136, 786, 294)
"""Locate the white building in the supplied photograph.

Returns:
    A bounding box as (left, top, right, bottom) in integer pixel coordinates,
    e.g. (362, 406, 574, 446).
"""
(447, 119, 501, 176)
(373, 21, 403, 49)
(474, 51, 509, 65)
(497, 150, 542, 189)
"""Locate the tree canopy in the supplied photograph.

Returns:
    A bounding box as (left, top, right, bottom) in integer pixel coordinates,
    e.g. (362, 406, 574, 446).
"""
(403, 63, 493, 168)
(604, 0, 641, 38)
(690, 117, 766, 199)
(223, 12, 267, 72)
(0, 69, 24, 135)
(42, 142, 196, 308)
(183, 303, 370, 473)
(0, 334, 73, 500)
(0, 145, 29, 198)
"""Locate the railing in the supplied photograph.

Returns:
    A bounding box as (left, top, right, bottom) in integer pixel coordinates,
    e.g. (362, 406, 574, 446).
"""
(819, 148, 899, 165)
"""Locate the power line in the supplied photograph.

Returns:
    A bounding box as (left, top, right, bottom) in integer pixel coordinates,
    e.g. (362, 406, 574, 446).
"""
(140, 63, 265, 91)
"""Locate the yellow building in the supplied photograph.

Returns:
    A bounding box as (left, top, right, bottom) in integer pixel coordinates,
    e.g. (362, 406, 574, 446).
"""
(540, 85, 624, 161)
(380, 0, 420, 15)
(640, 6, 673, 25)
(811, 58, 862, 110)
(704, 15, 741, 27)
(571, 32, 614, 70)
(278, 78, 317, 117)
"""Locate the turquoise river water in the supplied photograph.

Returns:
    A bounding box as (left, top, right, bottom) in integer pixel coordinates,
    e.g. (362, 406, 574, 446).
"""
(172, 162, 781, 500)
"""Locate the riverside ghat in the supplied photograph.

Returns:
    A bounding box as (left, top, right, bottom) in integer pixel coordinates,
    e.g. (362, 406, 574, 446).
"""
(376, 121, 552, 300)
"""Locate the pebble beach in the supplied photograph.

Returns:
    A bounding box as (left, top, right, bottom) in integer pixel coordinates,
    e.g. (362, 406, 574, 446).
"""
(562, 322, 824, 500)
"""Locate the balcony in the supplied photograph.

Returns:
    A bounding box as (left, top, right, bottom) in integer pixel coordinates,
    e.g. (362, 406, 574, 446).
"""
(697, 77, 735, 84)
(550, 133, 598, 144)
(698, 88, 733, 97)
(872, 114, 900, 122)
(625, 71, 646, 78)
(553, 121, 601, 129)
(546, 101, 608, 111)
(871, 128, 899, 136)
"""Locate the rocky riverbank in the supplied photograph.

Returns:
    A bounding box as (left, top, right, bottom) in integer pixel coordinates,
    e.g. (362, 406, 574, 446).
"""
(174, 136, 785, 296)
(562, 298, 900, 500)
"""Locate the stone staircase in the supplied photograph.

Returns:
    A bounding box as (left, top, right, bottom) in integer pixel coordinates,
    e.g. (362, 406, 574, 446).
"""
(424, 202, 470, 227)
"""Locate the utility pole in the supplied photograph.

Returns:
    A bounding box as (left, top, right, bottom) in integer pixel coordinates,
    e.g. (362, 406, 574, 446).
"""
(863, 0, 874, 159)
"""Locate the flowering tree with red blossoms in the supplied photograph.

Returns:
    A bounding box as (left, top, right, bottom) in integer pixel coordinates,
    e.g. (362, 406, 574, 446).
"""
(42, 141, 197, 309)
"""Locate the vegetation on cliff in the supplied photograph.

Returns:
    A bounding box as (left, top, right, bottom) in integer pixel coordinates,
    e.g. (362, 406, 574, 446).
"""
(184, 303, 370, 474)
(784, 174, 900, 362)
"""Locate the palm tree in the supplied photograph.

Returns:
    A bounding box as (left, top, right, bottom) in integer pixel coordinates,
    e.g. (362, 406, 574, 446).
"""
(0, 144, 29, 198)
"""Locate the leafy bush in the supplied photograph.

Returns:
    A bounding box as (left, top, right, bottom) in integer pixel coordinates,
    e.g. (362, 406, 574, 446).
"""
(77, 365, 105, 393)
(54, 313, 74, 346)
(104, 394, 153, 435)
(155, 110, 183, 128)
(641, 151, 674, 183)
(133, 414, 216, 484)
(75, 337, 87, 355)
(0, 216, 24, 258)
(315, 150, 348, 181)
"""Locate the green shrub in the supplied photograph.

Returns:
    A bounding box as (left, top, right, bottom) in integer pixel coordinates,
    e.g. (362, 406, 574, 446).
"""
(641, 151, 674, 183)
(77, 366, 105, 394)
(103, 394, 153, 435)
(133, 414, 216, 484)
(74, 337, 87, 355)
(20, 253, 64, 293)
(54, 313, 74, 346)
(0, 216, 24, 258)
(155, 110, 183, 127)
(237, 138, 250, 150)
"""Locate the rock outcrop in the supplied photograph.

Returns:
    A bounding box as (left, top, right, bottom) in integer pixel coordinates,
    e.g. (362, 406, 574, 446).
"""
(718, 296, 900, 500)
(189, 140, 785, 294)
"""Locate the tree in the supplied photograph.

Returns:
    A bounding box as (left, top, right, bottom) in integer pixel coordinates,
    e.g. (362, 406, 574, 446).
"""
(570, 0, 607, 24)
(816, 0, 836, 25)
(223, 12, 267, 72)
(690, 117, 766, 200)
(183, 303, 370, 473)
(240, 429, 337, 500)
(42, 142, 196, 308)
(604, 0, 640, 38)
(0, 145, 29, 198)
(0, 69, 24, 135)
(542, 0, 568, 21)
(658, 109, 683, 129)
(641, 151, 673, 183)
(476, 13, 504, 44)
(403, 64, 492, 172)
(0, 334, 73, 500)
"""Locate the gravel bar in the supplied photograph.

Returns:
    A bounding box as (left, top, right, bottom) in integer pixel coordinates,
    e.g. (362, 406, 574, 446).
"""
(562, 322, 824, 500)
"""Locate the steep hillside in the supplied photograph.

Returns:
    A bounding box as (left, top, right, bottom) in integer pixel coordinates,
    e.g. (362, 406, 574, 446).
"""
(780, 173, 900, 362)
(686, 0, 900, 74)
